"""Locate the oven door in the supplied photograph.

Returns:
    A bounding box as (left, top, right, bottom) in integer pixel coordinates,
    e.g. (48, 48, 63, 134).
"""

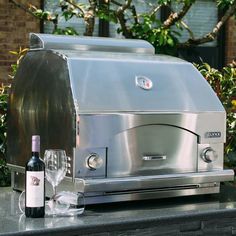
(108, 124, 198, 177)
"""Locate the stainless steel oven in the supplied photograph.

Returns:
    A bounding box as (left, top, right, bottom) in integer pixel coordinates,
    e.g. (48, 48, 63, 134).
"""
(7, 33, 234, 204)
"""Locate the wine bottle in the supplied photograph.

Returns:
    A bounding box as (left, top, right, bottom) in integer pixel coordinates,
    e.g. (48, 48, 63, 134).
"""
(25, 135, 45, 218)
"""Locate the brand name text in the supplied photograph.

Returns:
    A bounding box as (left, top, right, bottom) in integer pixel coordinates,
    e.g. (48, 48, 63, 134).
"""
(205, 131, 221, 138)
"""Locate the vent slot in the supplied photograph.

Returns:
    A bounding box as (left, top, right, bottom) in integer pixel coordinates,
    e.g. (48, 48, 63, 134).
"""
(105, 185, 200, 195)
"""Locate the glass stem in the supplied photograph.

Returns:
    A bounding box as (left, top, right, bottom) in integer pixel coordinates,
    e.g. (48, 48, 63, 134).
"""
(52, 185, 57, 199)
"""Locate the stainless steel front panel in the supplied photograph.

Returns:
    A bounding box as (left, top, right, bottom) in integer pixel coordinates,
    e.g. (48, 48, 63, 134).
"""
(78, 113, 226, 148)
(80, 170, 233, 193)
(9, 165, 234, 204)
(108, 125, 198, 177)
(197, 143, 224, 171)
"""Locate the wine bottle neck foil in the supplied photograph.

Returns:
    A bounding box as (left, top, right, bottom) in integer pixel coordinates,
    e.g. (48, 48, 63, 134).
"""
(32, 135, 40, 152)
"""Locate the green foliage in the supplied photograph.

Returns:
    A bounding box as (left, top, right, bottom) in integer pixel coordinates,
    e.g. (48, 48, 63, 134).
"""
(196, 63, 236, 167)
(157, 0, 170, 5)
(97, 7, 118, 24)
(0, 158, 10, 187)
(29, 4, 58, 22)
(0, 85, 9, 158)
(0, 84, 10, 187)
(30, 2, 80, 35)
(21, 0, 236, 54)
(60, 1, 85, 19)
(53, 27, 79, 35)
(217, 0, 235, 9)
(9, 47, 28, 78)
(0, 48, 28, 187)
(130, 13, 179, 55)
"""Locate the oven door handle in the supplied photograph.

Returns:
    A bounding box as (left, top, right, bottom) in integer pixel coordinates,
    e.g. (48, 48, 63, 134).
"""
(142, 155, 166, 161)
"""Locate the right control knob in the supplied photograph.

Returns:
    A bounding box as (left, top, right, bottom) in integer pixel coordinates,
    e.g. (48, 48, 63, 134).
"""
(87, 154, 103, 170)
(201, 147, 218, 163)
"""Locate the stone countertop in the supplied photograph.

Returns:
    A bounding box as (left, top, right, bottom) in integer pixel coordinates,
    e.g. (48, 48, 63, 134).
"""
(1, 184, 236, 236)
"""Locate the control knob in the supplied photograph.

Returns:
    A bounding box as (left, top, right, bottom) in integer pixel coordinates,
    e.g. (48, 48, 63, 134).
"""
(87, 154, 103, 170)
(201, 147, 218, 163)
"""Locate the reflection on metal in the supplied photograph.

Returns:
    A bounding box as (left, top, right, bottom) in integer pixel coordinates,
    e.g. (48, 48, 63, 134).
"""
(7, 34, 234, 204)
(30, 33, 155, 54)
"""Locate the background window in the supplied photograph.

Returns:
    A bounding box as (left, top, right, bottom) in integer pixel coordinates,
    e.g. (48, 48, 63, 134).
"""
(44, 0, 99, 36)
(172, 0, 218, 47)
(43, 0, 222, 68)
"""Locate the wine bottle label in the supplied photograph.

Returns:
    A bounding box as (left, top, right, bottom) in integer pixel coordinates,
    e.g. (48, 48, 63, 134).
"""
(26, 171, 44, 207)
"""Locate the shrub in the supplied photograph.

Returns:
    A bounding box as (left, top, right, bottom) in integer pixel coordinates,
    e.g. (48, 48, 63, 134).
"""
(0, 84, 10, 186)
(196, 62, 236, 167)
(0, 48, 28, 187)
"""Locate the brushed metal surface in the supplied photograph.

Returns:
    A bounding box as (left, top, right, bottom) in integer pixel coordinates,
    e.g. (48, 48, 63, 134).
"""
(107, 125, 198, 177)
(11, 170, 220, 205)
(9, 165, 233, 205)
(78, 113, 225, 147)
(67, 53, 225, 114)
(30, 33, 155, 54)
(74, 147, 106, 178)
(80, 170, 234, 193)
(7, 36, 233, 204)
(197, 143, 224, 171)
(7, 50, 76, 176)
(83, 186, 220, 205)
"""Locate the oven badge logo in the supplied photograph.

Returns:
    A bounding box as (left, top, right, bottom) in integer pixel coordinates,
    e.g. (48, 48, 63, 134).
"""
(205, 131, 221, 138)
(135, 75, 153, 90)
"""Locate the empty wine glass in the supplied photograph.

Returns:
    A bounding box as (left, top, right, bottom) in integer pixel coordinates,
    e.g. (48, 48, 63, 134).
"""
(44, 149, 67, 199)
(18, 190, 85, 216)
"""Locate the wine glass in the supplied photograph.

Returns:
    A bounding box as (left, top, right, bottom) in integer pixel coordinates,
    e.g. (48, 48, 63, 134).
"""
(44, 149, 67, 199)
(18, 190, 85, 216)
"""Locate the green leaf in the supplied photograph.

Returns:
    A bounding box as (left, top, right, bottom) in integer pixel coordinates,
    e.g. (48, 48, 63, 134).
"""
(167, 38, 174, 46)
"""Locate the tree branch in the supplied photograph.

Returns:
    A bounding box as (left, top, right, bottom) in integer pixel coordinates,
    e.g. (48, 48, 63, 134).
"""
(64, 0, 86, 16)
(131, 4, 138, 24)
(118, 0, 132, 12)
(150, 4, 161, 17)
(110, 0, 122, 7)
(115, 0, 133, 38)
(83, 0, 97, 36)
(9, 0, 36, 18)
(180, 20, 194, 40)
(163, 2, 194, 29)
(179, 0, 236, 47)
(64, 0, 97, 36)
